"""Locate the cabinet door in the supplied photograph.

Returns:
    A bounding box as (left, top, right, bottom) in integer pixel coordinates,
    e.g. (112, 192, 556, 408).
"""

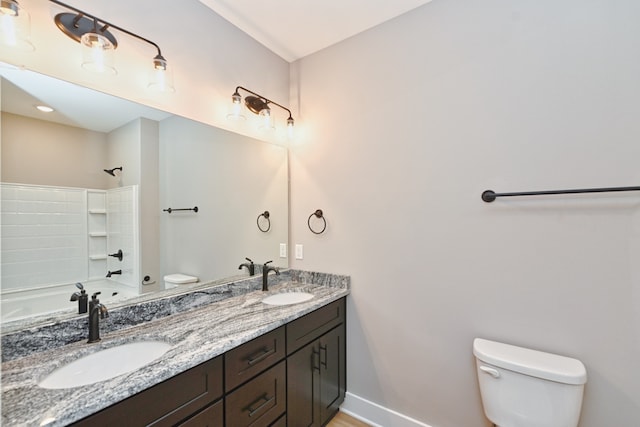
(287, 340, 319, 427)
(319, 325, 346, 424)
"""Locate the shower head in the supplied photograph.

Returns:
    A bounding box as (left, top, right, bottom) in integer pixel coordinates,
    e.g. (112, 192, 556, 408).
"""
(104, 167, 123, 177)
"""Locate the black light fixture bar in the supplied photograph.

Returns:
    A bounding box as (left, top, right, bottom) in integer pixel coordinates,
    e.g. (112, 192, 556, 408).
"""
(233, 86, 294, 124)
(481, 186, 640, 203)
(48, 0, 167, 64)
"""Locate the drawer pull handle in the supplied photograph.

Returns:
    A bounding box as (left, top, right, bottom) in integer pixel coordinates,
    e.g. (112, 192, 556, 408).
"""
(247, 394, 275, 417)
(319, 344, 328, 368)
(247, 347, 276, 366)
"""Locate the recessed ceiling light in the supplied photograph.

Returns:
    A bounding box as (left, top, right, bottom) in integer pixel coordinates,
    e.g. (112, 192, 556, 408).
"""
(35, 105, 54, 113)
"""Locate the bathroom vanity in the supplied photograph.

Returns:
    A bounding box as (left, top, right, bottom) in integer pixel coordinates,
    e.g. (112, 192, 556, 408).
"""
(0, 270, 349, 426)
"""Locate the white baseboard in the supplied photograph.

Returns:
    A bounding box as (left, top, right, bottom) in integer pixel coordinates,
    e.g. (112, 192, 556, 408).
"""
(340, 392, 433, 427)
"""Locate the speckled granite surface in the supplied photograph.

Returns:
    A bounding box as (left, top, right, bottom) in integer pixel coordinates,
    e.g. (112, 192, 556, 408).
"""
(1, 270, 349, 427)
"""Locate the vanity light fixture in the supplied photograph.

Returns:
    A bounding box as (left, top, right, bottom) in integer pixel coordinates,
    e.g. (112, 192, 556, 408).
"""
(0, 0, 34, 51)
(228, 86, 294, 135)
(49, 0, 174, 91)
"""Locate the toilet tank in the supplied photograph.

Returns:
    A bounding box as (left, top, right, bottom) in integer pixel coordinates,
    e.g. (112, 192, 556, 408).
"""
(473, 338, 587, 427)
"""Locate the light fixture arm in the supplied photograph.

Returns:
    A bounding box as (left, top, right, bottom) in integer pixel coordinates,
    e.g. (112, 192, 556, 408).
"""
(48, 0, 165, 60)
(234, 86, 294, 122)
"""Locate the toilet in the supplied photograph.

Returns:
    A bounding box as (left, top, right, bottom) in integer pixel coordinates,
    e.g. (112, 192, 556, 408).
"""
(163, 273, 198, 289)
(473, 338, 587, 427)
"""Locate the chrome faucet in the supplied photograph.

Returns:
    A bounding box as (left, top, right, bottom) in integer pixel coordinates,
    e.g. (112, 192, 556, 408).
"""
(238, 257, 255, 276)
(88, 292, 109, 343)
(262, 261, 280, 291)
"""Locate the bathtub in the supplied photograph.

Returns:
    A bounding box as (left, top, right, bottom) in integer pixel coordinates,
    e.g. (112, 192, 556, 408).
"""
(1, 280, 139, 323)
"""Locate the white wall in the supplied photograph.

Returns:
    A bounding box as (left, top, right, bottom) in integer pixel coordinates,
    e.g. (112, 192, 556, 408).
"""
(290, 1, 640, 426)
(1, 112, 109, 189)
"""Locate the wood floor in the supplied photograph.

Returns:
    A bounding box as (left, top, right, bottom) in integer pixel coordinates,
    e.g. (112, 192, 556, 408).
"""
(327, 411, 372, 427)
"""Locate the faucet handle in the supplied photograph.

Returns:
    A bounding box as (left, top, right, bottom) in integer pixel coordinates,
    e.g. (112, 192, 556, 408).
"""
(91, 292, 101, 300)
(264, 260, 273, 266)
(75, 282, 84, 290)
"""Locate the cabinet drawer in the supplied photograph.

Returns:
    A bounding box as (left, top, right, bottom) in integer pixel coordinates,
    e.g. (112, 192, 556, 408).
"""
(287, 298, 345, 354)
(225, 326, 285, 391)
(225, 360, 286, 427)
(178, 400, 223, 427)
(72, 356, 223, 427)
(270, 414, 286, 427)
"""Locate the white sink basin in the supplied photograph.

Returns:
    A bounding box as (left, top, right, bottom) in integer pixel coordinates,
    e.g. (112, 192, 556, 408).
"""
(38, 341, 172, 389)
(262, 292, 314, 306)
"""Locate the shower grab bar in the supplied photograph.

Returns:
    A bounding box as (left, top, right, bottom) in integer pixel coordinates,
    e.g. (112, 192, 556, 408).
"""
(163, 206, 199, 213)
(482, 186, 640, 203)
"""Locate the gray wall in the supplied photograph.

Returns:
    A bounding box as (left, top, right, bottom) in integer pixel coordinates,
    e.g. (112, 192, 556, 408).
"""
(290, 0, 640, 426)
(158, 116, 288, 284)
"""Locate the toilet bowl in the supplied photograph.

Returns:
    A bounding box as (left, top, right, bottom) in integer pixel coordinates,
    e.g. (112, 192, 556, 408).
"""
(473, 338, 587, 427)
(164, 273, 198, 289)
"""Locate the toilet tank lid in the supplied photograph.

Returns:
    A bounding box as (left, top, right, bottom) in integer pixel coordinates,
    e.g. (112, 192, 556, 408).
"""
(473, 338, 587, 385)
(164, 274, 199, 284)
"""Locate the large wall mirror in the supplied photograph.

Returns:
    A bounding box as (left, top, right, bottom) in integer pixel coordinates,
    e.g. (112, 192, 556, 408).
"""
(0, 65, 289, 332)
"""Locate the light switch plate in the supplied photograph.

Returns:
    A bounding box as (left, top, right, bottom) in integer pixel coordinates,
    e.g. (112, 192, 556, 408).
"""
(295, 244, 303, 260)
(279, 243, 287, 258)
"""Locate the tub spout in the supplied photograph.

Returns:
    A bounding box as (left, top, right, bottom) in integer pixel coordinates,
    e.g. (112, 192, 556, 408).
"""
(106, 270, 122, 278)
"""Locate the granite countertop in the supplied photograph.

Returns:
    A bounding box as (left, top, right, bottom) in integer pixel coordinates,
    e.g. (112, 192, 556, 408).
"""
(1, 271, 350, 427)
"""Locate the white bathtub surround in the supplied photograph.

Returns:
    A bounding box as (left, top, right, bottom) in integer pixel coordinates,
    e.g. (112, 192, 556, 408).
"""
(1, 183, 87, 290)
(1, 183, 140, 295)
(106, 186, 140, 289)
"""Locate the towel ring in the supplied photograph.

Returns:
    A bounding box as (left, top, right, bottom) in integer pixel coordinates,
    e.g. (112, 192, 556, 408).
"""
(307, 209, 326, 234)
(257, 211, 271, 232)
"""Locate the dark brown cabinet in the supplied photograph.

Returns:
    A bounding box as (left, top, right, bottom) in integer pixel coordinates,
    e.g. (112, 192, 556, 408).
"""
(71, 298, 346, 427)
(287, 299, 346, 427)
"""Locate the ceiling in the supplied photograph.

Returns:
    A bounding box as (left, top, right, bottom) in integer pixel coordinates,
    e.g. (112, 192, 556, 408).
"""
(0, 64, 171, 133)
(198, 0, 433, 62)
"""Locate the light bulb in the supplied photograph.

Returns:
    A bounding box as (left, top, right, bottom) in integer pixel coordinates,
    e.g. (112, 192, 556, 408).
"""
(148, 56, 175, 92)
(227, 93, 246, 120)
(287, 116, 294, 139)
(81, 32, 116, 74)
(0, 0, 33, 51)
(259, 108, 275, 131)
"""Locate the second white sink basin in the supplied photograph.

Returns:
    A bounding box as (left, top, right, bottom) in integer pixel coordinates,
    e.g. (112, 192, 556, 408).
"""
(262, 292, 314, 306)
(38, 341, 172, 389)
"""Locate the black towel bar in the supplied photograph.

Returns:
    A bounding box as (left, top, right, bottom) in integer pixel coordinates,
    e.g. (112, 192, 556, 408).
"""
(163, 206, 199, 213)
(482, 186, 640, 203)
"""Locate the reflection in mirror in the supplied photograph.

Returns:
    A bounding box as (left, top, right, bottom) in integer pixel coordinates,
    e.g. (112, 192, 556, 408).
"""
(0, 66, 288, 332)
